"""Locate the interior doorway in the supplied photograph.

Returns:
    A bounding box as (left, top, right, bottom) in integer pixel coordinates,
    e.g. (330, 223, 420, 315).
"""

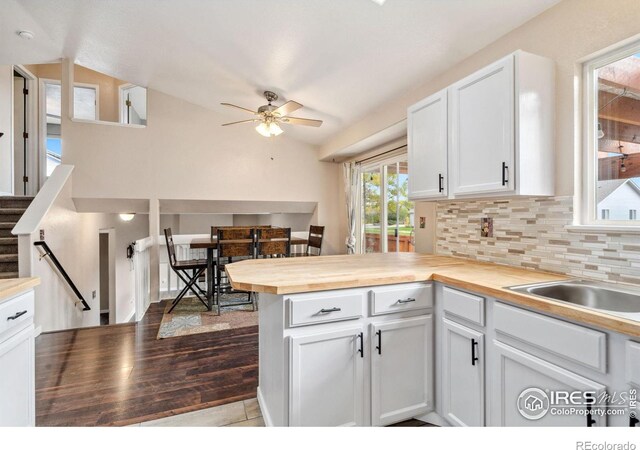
(99, 229, 116, 325)
(12, 66, 37, 196)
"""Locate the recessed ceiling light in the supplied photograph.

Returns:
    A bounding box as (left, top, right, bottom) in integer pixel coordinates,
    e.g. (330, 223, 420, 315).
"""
(17, 30, 34, 40)
(370, 0, 387, 5)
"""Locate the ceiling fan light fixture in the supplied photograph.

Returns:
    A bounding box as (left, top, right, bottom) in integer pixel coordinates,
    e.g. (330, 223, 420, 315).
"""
(255, 121, 283, 137)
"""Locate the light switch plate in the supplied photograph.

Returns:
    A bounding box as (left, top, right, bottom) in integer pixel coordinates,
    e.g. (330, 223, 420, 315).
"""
(39, 229, 45, 240)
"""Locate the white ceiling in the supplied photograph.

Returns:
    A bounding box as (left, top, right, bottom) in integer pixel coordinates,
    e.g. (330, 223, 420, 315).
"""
(1, 0, 561, 145)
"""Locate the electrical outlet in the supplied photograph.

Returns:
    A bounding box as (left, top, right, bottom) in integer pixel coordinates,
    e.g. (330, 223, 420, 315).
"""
(39, 229, 45, 240)
(481, 217, 494, 238)
(92, 290, 96, 299)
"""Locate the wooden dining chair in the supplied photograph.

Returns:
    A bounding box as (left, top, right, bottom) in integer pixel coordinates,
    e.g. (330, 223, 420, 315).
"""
(257, 227, 291, 258)
(164, 228, 208, 313)
(292, 225, 325, 257)
(215, 227, 256, 312)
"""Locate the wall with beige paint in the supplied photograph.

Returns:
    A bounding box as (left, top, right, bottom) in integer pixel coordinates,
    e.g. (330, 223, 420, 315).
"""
(29, 175, 149, 332)
(323, 0, 640, 199)
(60, 82, 343, 254)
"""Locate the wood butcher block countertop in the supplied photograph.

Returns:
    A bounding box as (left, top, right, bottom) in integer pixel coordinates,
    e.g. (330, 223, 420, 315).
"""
(0, 277, 40, 304)
(226, 253, 640, 337)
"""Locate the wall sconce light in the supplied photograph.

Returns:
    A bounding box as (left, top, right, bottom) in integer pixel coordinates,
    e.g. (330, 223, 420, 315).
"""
(119, 213, 135, 222)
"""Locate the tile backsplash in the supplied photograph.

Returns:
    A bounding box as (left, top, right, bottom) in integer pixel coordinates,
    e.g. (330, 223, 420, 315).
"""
(436, 196, 640, 285)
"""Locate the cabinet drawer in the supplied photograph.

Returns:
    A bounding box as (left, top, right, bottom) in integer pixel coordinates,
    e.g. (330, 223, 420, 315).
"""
(0, 291, 34, 339)
(287, 291, 364, 327)
(626, 341, 640, 388)
(442, 286, 485, 326)
(370, 283, 432, 316)
(494, 302, 606, 373)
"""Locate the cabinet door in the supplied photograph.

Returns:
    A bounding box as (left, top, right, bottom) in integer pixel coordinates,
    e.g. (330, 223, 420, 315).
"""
(289, 326, 364, 426)
(0, 325, 35, 426)
(407, 90, 448, 199)
(371, 315, 433, 426)
(490, 341, 606, 427)
(450, 55, 514, 195)
(442, 318, 484, 426)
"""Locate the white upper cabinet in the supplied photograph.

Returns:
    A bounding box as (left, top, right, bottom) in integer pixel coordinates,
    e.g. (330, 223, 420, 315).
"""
(407, 50, 555, 200)
(408, 89, 448, 200)
(450, 56, 515, 195)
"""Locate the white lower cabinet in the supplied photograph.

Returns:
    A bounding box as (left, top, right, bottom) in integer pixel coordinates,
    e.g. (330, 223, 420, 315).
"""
(289, 325, 365, 426)
(490, 341, 606, 427)
(0, 324, 35, 426)
(371, 316, 433, 426)
(442, 318, 484, 426)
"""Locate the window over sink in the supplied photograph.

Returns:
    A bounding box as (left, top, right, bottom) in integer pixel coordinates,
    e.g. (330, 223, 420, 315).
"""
(583, 40, 640, 226)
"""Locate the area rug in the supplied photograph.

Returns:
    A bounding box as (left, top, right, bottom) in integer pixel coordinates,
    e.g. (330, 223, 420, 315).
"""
(157, 294, 258, 339)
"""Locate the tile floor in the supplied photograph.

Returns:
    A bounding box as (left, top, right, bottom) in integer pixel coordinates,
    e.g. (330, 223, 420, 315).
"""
(127, 398, 264, 427)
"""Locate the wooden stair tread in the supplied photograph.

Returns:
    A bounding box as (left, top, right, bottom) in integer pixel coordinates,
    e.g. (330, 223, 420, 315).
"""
(0, 254, 18, 262)
(0, 272, 19, 279)
(0, 208, 28, 213)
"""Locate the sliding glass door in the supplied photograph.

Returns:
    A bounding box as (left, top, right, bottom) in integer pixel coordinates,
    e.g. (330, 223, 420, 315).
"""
(361, 155, 414, 254)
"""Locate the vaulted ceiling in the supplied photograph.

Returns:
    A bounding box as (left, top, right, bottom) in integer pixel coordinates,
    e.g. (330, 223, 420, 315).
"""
(1, 0, 561, 145)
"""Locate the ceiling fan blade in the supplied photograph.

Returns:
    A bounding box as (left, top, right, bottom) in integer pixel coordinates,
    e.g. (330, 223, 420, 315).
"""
(222, 119, 260, 126)
(221, 102, 258, 114)
(273, 100, 303, 117)
(281, 116, 323, 127)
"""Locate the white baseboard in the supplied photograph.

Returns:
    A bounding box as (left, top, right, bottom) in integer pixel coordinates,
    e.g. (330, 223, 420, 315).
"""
(33, 326, 42, 338)
(257, 386, 274, 427)
(124, 309, 136, 324)
(414, 411, 449, 427)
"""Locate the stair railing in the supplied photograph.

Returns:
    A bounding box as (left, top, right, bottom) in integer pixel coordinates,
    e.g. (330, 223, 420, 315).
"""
(33, 241, 91, 311)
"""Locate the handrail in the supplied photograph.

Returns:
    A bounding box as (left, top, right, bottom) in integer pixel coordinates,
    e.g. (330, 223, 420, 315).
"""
(33, 241, 91, 311)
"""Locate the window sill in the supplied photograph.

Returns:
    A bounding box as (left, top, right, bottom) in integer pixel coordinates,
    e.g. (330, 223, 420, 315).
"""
(566, 224, 640, 234)
(70, 118, 146, 128)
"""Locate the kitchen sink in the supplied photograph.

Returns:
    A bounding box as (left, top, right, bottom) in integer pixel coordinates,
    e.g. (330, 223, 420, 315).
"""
(508, 279, 640, 318)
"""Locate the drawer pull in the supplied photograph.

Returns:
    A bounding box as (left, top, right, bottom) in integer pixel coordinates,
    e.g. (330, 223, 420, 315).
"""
(357, 332, 364, 358)
(7, 310, 27, 321)
(396, 298, 416, 304)
(319, 307, 341, 314)
(375, 330, 382, 355)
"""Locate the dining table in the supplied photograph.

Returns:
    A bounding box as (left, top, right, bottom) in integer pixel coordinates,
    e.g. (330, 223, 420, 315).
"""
(190, 235, 309, 311)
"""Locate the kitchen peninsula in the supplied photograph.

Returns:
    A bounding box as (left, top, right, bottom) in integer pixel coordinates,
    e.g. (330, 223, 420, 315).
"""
(226, 253, 640, 427)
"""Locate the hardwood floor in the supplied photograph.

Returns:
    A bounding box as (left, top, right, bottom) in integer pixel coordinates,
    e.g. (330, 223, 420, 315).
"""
(35, 301, 258, 426)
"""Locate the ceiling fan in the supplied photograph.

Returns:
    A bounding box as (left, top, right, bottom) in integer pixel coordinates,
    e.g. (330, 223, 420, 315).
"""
(221, 91, 323, 137)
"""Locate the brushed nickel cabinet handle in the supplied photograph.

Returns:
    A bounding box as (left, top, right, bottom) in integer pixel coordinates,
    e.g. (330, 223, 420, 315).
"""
(397, 298, 416, 304)
(319, 307, 341, 313)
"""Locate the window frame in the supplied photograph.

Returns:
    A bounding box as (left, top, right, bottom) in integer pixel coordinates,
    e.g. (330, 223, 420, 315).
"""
(72, 82, 100, 121)
(359, 152, 413, 254)
(581, 39, 640, 229)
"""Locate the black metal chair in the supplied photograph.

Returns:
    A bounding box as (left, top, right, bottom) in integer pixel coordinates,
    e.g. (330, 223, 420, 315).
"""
(164, 228, 208, 313)
(215, 227, 256, 312)
(292, 225, 325, 257)
(257, 227, 291, 258)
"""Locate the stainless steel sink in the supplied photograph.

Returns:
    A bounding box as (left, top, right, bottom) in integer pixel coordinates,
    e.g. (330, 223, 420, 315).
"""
(508, 279, 640, 318)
